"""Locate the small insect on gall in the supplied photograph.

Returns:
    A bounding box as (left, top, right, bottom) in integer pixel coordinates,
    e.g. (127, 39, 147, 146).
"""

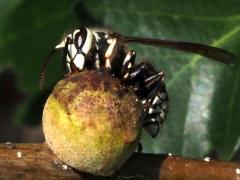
(41, 27, 235, 176)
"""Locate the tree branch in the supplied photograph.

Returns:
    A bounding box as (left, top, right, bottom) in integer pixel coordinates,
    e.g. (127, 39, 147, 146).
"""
(0, 143, 239, 179)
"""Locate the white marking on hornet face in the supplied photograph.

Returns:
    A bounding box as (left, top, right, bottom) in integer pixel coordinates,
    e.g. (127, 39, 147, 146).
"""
(68, 44, 77, 59)
(66, 62, 71, 72)
(55, 41, 65, 49)
(66, 55, 71, 63)
(73, 53, 85, 70)
(55, 34, 72, 49)
(73, 29, 80, 37)
(82, 28, 93, 54)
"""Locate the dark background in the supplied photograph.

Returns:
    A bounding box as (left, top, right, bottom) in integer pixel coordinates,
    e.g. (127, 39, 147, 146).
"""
(0, 0, 239, 161)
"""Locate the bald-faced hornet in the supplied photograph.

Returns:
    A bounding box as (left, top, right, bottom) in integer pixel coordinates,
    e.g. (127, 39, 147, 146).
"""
(40, 27, 235, 138)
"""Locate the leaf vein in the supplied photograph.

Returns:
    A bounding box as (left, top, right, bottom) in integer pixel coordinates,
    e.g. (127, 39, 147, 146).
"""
(167, 25, 240, 88)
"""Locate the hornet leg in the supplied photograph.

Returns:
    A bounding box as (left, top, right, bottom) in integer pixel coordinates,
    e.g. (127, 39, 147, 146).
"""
(123, 62, 168, 137)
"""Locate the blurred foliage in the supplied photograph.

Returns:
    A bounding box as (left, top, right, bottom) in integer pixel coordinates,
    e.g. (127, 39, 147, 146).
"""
(0, 0, 239, 160)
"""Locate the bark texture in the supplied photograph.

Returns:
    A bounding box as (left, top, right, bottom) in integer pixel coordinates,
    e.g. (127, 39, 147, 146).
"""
(0, 143, 239, 180)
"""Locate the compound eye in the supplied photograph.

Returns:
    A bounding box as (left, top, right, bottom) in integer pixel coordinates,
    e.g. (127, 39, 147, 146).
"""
(74, 27, 93, 54)
(74, 27, 87, 49)
(77, 35, 83, 47)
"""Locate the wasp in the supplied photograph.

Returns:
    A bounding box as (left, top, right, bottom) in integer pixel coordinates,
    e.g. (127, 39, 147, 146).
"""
(40, 27, 235, 138)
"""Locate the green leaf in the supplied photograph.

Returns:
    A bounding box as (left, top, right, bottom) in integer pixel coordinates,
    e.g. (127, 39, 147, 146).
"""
(79, 0, 240, 160)
(0, 0, 239, 160)
(0, 0, 78, 124)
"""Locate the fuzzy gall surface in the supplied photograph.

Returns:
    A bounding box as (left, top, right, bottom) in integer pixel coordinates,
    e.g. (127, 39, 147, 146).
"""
(42, 70, 142, 176)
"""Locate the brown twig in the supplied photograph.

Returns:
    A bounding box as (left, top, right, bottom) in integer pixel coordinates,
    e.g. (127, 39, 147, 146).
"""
(0, 143, 239, 180)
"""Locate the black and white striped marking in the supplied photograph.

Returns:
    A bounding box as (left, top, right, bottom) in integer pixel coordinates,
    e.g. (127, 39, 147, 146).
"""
(143, 91, 168, 137)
